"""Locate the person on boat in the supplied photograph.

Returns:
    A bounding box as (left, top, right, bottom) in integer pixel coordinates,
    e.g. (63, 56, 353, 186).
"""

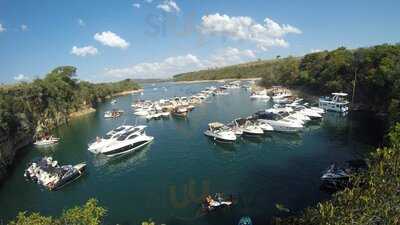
(96, 136, 101, 143)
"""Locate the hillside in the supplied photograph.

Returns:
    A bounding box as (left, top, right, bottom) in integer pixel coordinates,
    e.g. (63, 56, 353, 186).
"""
(173, 58, 290, 81)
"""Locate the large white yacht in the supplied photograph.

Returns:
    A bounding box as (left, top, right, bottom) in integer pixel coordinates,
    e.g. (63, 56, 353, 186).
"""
(319, 93, 349, 113)
(254, 111, 303, 133)
(204, 122, 237, 142)
(95, 126, 154, 157)
(88, 125, 145, 153)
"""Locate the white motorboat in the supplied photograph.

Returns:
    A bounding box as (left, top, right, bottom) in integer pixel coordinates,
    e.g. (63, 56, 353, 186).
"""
(319, 92, 349, 113)
(104, 110, 122, 119)
(227, 121, 243, 136)
(24, 157, 86, 191)
(255, 120, 274, 131)
(250, 90, 270, 100)
(272, 92, 291, 101)
(88, 125, 145, 153)
(95, 126, 153, 157)
(204, 122, 237, 142)
(34, 136, 60, 146)
(292, 105, 323, 119)
(134, 108, 150, 116)
(234, 118, 264, 135)
(254, 111, 303, 133)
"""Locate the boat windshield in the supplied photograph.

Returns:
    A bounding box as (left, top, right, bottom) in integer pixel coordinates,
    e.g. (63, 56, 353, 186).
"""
(113, 127, 125, 132)
(104, 134, 113, 139)
(117, 130, 138, 141)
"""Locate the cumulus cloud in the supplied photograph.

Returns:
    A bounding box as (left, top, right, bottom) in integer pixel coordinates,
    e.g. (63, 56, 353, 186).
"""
(157, 0, 180, 13)
(21, 24, 28, 31)
(0, 23, 5, 32)
(78, 18, 85, 27)
(14, 74, 29, 82)
(105, 47, 256, 79)
(199, 13, 301, 51)
(133, 3, 141, 8)
(94, 31, 130, 49)
(70, 46, 99, 57)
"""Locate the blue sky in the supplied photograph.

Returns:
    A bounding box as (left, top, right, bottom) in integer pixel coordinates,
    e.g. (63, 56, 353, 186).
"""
(0, 0, 399, 83)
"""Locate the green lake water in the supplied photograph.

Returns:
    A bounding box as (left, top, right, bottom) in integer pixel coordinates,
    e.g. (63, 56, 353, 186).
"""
(0, 82, 383, 225)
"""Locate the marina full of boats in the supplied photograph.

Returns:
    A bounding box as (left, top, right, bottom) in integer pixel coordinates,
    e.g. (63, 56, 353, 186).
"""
(204, 98, 326, 142)
(19, 79, 360, 225)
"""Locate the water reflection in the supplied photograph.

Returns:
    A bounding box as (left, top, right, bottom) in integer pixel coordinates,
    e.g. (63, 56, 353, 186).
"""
(91, 144, 152, 176)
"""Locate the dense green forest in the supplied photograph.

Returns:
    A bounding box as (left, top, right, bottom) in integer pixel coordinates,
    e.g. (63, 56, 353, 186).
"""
(173, 59, 282, 81)
(0, 66, 140, 138)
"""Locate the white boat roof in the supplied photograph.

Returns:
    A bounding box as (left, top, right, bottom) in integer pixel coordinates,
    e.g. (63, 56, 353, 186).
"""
(208, 122, 224, 128)
(332, 92, 348, 96)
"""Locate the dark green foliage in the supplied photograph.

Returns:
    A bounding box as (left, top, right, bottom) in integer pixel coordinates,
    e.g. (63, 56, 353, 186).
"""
(0, 66, 140, 138)
(8, 199, 106, 225)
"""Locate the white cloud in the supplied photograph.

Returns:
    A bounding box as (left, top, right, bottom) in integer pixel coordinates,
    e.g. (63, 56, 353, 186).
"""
(70, 46, 99, 57)
(105, 47, 256, 79)
(157, 0, 180, 13)
(133, 3, 141, 8)
(14, 74, 29, 82)
(199, 13, 301, 51)
(94, 31, 130, 49)
(0, 23, 5, 32)
(78, 18, 85, 27)
(311, 49, 323, 53)
(21, 24, 28, 31)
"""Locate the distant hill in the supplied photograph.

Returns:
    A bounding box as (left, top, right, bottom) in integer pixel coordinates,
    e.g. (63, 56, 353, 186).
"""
(133, 78, 170, 83)
(173, 58, 291, 81)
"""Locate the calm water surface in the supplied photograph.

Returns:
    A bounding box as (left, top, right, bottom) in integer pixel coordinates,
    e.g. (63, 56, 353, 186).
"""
(0, 82, 382, 225)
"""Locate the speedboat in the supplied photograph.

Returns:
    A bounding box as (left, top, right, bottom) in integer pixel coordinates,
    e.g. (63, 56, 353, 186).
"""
(234, 118, 264, 136)
(95, 126, 153, 157)
(172, 107, 188, 118)
(202, 193, 233, 212)
(319, 92, 349, 113)
(254, 120, 274, 132)
(104, 110, 122, 118)
(88, 125, 145, 153)
(227, 121, 243, 136)
(24, 157, 86, 191)
(204, 122, 237, 142)
(34, 136, 60, 146)
(320, 160, 368, 191)
(134, 108, 150, 116)
(111, 99, 117, 104)
(249, 90, 270, 100)
(254, 111, 303, 133)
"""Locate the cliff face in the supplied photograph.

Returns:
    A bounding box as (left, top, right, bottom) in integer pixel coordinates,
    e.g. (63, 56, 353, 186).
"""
(0, 107, 92, 183)
(0, 132, 33, 183)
